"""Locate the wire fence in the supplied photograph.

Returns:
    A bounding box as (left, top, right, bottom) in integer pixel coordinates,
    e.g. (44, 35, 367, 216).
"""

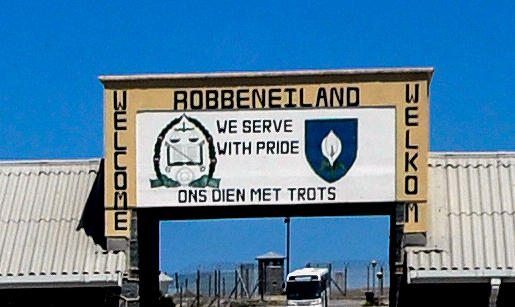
(309, 260, 390, 299)
(170, 263, 259, 298)
(165, 259, 389, 304)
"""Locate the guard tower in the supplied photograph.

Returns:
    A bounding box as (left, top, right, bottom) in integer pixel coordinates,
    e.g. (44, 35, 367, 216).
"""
(256, 252, 286, 296)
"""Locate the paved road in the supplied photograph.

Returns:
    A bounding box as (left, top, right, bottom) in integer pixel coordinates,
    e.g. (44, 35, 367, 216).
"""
(261, 300, 365, 307)
(329, 299, 366, 307)
(259, 297, 389, 307)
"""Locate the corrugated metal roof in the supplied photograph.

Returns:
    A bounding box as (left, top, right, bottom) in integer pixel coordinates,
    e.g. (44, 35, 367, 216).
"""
(3, 152, 513, 285)
(407, 152, 515, 283)
(0, 159, 126, 287)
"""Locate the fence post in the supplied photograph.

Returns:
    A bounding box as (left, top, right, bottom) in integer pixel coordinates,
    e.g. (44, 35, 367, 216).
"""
(260, 261, 265, 301)
(214, 270, 218, 299)
(197, 270, 200, 307)
(234, 269, 238, 299)
(380, 266, 384, 296)
(214, 270, 218, 307)
(209, 274, 212, 297)
(240, 265, 243, 299)
(176, 272, 179, 293)
(223, 277, 226, 297)
(344, 265, 348, 296)
(328, 263, 332, 299)
(218, 270, 221, 307)
(245, 268, 250, 298)
(180, 285, 183, 307)
(367, 265, 370, 291)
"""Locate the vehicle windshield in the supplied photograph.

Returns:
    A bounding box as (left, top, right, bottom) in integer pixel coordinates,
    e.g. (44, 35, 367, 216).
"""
(286, 281, 321, 300)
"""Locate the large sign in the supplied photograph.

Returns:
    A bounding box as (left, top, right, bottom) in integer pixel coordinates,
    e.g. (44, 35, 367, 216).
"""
(101, 68, 433, 238)
(137, 108, 395, 207)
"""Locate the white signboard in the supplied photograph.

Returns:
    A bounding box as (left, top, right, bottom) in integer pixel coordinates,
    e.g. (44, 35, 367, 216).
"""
(137, 108, 395, 207)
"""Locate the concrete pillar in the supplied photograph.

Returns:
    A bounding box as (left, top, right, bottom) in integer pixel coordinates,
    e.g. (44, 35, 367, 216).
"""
(120, 210, 140, 307)
(489, 278, 501, 307)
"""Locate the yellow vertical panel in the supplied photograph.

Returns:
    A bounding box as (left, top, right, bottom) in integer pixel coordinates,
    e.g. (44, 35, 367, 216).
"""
(105, 209, 131, 238)
(404, 202, 428, 233)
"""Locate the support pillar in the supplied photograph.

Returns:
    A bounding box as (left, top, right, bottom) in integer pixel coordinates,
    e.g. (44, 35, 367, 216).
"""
(489, 278, 501, 307)
(138, 209, 160, 306)
(121, 211, 141, 306)
(391, 203, 405, 307)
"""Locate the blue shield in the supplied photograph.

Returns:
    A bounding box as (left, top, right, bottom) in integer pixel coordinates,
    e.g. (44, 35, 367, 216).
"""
(305, 119, 358, 183)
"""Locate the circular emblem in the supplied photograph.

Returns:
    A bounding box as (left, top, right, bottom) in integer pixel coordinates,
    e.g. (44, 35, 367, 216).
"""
(150, 115, 220, 188)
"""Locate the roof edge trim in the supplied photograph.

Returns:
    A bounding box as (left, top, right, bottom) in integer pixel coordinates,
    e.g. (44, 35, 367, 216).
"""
(99, 67, 434, 83)
(408, 269, 515, 284)
(0, 273, 122, 289)
(0, 158, 101, 167)
(430, 151, 515, 158)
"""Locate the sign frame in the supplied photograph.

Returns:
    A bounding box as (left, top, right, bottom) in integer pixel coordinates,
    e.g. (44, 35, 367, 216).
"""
(100, 68, 433, 238)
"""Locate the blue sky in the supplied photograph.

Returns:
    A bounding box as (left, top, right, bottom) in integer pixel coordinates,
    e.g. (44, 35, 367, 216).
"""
(1, 0, 514, 278)
(160, 216, 390, 273)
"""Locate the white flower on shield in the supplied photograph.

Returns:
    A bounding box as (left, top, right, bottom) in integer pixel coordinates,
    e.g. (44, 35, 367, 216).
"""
(321, 130, 342, 167)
